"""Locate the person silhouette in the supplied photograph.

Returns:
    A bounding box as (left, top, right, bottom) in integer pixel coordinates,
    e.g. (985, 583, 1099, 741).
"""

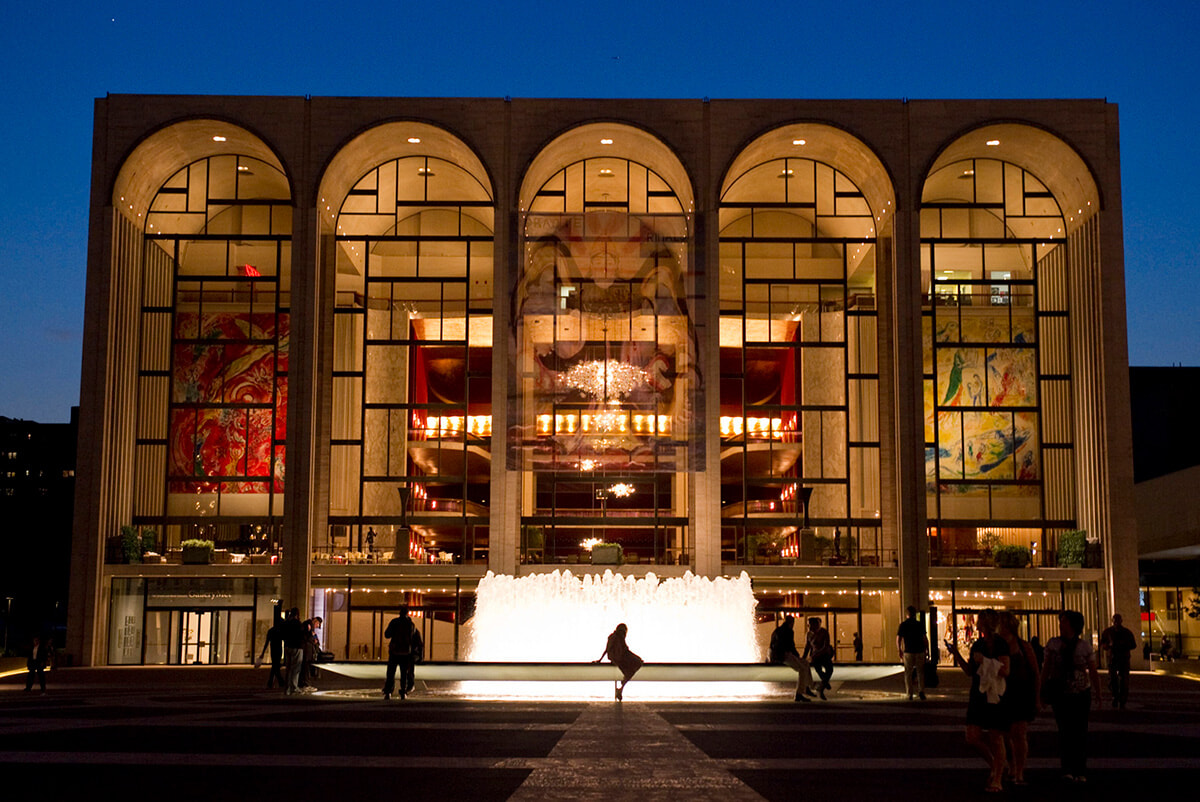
(596, 623, 643, 701)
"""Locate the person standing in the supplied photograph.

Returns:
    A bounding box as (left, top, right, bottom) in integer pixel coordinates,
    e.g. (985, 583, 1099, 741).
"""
(1099, 613, 1137, 709)
(1040, 610, 1102, 783)
(896, 606, 929, 701)
(802, 617, 834, 700)
(383, 605, 423, 700)
(597, 623, 643, 701)
(945, 608, 1010, 793)
(282, 607, 307, 696)
(769, 616, 813, 702)
(25, 634, 52, 693)
(998, 612, 1039, 785)
(852, 632, 864, 662)
(256, 601, 285, 689)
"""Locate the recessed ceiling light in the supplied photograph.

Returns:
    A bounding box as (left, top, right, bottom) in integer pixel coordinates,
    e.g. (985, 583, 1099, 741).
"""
(779, 169, 794, 178)
(792, 139, 806, 145)
(986, 139, 1000, 146)
(237, 165, 249, 172)
(598, 168, 614, 177)
(408, 137, 421, 144)
(212, 135, 227, 142)
(600, 138, 613, 145)
(418, 167, 435, 176)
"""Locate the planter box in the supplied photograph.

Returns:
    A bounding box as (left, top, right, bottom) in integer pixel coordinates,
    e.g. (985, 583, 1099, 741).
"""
(591, 544, 622, 565)
(182, 547, 213, 565)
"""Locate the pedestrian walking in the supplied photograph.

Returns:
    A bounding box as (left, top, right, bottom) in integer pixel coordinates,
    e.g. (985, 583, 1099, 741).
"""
(769, 616, 813, 702)
(802, 617, 834, 699)
(383, 605, 423, 700)
(852, 631, 863, 662)
(597, 623, 643, 701)
(25, 634, 52, 693)
(1099, 613, 1137, 709)
(256, 601, 285, 689)
(945, 608, 1010, 793)
(282, 607, 307, 695)
(1040, 609, 1101, 783)
(896, 605, 929, 700)
(998, 611, 1038, 785)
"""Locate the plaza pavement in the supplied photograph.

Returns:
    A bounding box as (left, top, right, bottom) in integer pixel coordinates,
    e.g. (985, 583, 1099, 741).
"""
(1, 664, 1198, 800)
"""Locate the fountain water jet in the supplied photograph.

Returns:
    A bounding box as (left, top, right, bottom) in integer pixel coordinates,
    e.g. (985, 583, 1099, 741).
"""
(462, 569, 767, 698)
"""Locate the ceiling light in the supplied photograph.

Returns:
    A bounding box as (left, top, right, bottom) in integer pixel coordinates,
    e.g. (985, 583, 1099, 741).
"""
(408, 137, 421, 144)
(779, 169, 794, 178)
(598, 168, 614, 177)
(600, 138, 613, 145)
(212, 135, 227, 142)
(792, 139, 806, 145)
(418, 167, 435, 176)
(986, 139, 1000, 146)
(562, 359, 647, 401)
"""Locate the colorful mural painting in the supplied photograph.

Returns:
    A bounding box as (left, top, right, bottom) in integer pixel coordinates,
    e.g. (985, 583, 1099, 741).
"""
(169, 312, 288, 495)
(925, 313, 1039, 491)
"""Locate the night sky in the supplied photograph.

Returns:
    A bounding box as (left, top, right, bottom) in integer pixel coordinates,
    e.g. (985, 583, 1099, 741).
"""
(1, 0, 1196, 423)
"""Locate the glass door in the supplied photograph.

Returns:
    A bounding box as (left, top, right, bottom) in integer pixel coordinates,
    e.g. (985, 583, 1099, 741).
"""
(181, 610, 213, 664)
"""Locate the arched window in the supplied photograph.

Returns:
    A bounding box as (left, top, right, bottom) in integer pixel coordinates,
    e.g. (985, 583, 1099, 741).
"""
(133, 154, 292, 551)
(327, 149, 494, 565)
(514, 130, 695, 566)
(719, 152, 883, 567)
(921, 156, 1074, 565)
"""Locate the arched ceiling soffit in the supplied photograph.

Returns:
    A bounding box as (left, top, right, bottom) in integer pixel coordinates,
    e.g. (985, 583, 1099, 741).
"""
(112, 119, 287, 220)
(925, 123, 1101, 232)
(721, 123, 895, 221)
(519, 122, 694, 213)
(318, 121, 492, 231)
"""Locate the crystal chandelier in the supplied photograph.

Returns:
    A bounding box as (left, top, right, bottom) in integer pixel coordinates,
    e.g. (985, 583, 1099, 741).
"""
(562, 359, 647, 401)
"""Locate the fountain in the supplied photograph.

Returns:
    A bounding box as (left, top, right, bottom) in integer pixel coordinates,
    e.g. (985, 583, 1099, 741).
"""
(463, 569, 767, 699)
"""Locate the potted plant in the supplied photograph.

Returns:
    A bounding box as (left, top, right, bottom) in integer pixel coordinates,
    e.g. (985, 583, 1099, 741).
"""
(591, 542, 623, 565)
(119, 525, 143, 564)
(181, 538, 215, 565)
(1057, 529, 1087, 568)
(993, 544, 1032, 568)
(521, 525, 544, 563)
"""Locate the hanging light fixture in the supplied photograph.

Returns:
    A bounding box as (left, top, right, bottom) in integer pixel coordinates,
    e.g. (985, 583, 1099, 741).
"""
(562, 359, 647, 401)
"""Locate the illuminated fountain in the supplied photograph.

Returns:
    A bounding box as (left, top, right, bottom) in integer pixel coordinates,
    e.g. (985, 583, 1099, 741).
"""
(463, 569, 766, 699)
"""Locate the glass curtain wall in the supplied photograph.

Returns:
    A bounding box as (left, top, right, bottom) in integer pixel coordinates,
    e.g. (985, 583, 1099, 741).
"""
(719, 157, 883, 566)
(514, 157, 694, 566)
(327, 155, 494, 566)
(132, 155, 292, 559)
(921, 158, 1076, 567)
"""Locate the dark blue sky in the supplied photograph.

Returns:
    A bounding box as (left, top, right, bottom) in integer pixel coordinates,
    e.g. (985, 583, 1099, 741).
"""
(1, 1, 1196, 422)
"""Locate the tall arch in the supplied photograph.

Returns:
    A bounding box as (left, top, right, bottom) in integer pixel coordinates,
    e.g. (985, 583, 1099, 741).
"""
(317, 123, 496, 574)
(512, 123, 697, 567)
(93, 121, 293, 665)
(718, 124, 895, 570)
(920, 123, 1101, 586)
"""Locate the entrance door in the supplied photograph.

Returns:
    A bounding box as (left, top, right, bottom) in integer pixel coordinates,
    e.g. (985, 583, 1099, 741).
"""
(181, 610, 213, 664)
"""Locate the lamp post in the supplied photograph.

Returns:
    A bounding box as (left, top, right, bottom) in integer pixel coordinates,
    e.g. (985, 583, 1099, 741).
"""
(3, 596, 12, 654)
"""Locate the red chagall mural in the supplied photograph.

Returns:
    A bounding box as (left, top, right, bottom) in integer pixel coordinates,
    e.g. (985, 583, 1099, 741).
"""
(169, 312, 288, 495)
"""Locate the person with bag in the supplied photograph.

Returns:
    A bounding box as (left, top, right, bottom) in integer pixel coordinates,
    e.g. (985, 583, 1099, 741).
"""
(383, 605, 423, 700)
(945, 609, 1010, 793)
(998, 611, 1039, 785)
(1039, 610, 1101, 783)
(896, 605, 929, 701)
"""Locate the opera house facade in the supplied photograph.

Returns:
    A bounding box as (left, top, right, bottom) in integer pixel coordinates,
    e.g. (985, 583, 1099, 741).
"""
(67, 96, 1137, 666)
